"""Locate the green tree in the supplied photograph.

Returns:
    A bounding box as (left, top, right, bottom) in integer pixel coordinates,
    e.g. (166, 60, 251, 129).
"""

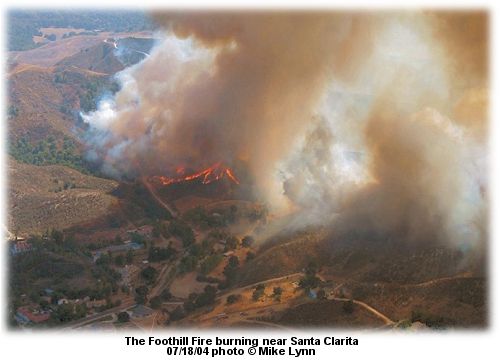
(126, 250, 134, 264)
(226, 294, 241, 304)
(194, 285, 217, 308)
(140, 266, 158, 284)
(273, 287, 283, 301)
(252, 284, 266, 301)
(224, 236, 239, 251)
(242, 236, 255, 248)
(148, 245, 175, 262)
(343, 300, 354, 314)
(168, 220, 195, 248)
(135, 285, 149, 304)
(150, 296, 162, 309)
(114, 254, 125, 267)
(223, 255, 239, 284)
(246, 252, 256, 262)
(160, 288, 172, 301)
(170, 306, 185, 321)
(179, 255, 198, 274)
(117, 311, 130, 323)
(298, 261, 321, 292)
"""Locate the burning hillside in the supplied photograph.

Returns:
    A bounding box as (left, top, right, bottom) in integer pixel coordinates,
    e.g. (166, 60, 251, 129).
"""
(155, 162, 240, 186)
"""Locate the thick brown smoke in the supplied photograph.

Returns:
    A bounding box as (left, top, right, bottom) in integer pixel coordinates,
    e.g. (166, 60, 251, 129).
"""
(83, 11, 488, 249)
(84, 12, 378, 204)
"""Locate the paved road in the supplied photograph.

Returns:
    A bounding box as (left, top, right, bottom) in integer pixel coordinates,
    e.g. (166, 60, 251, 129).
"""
(61, 299, 136, 330)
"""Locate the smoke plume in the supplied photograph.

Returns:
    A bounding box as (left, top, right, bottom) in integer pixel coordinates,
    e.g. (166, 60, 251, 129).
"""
(83, 11, 488, 249)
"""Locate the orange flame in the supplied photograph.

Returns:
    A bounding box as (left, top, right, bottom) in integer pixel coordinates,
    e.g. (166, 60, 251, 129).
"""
(156, 162, 240, 186)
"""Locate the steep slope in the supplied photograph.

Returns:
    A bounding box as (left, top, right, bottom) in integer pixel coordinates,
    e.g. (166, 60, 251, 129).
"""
(8, 65, 75, 142)
(8, 64, 110, 144)
(9, 34, 109, 67)
(8, 158, 119, 235)
(56, 42, 124, 75)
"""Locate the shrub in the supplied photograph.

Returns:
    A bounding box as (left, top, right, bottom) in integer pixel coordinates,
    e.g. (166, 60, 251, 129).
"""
(242, 236, 255, 248)
(117, 311, 130, 323)
(140, 266, 158, 284)
(273, 287, 283, 301)
(150, 296, 162, 309)
(168, 220, 195, 247)
(252, 284, 266, 301)
(342, 300, 354, 314)
(179, 256, 198, 274)
(170, 306, 185, 321)
(226, 294, 241, 304)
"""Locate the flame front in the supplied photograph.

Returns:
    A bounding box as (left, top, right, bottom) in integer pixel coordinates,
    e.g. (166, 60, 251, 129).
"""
(156, 162, 240, 186)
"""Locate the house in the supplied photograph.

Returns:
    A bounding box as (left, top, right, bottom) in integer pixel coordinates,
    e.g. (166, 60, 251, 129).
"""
(127, 225, 153, 238)
(16, 306, 50, 324)
(86, 299, 107, 309)
(215, 313, 228, 320)
(10, 240, 32, 255)
(57, 298, 69, 305)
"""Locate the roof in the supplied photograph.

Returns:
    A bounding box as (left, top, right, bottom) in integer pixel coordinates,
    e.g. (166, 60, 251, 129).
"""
(17, 306, 50, 323)
(10, 241, 32, 255)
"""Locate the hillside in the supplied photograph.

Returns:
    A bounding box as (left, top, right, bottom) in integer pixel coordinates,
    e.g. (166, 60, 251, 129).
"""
(231, 225, 486, 328)
(8, 10, 153, 51)
(8, 159, 119, 235)
(56, 42, 125, 75)
(8, 65, 77, 142)
(8, 64, 112, 144)
(237, 229, 330, 286)
(9, 34, 111, 68)
(56, 37, 156, 75)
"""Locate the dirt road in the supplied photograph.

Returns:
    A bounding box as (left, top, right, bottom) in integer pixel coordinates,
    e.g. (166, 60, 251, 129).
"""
(141, 177, 178, 217)
(328, 296, 395, 325)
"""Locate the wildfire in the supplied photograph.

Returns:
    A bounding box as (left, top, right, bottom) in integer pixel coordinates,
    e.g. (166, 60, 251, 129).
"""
(157, 162, 240, 186)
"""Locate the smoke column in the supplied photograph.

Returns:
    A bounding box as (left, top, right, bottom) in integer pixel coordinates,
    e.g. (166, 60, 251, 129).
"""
(83, 11, 488, 249)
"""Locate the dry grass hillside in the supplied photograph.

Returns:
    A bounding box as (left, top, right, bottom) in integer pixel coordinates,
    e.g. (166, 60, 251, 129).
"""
(8, 65, 76, 142)
(8, 64, 109, 144)
(9, 31, 154, 68)
(56, 42, 125, 75)
(9, 34, 109, 67)
(8, 159, 119, 235)
(233, 226, 486, 328)
(238, 230, 330, 286)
